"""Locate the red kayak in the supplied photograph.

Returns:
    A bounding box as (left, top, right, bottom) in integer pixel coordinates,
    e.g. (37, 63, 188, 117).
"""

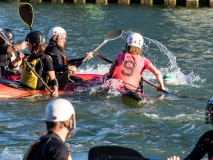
(0, 73, 145, 100)
(0, 73, 103, 98)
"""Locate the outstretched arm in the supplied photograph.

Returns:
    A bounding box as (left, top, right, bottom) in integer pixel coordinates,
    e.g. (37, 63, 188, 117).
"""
(7, 40, 27, 53)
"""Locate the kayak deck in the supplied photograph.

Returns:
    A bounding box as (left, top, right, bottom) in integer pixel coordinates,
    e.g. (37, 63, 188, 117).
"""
(0, 73, 145, 100)
(0, 73, 103, 98)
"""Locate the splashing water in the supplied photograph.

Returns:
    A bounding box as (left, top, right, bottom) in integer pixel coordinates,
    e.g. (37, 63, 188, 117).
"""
(120, 31, 202, 86)
(78, 31, 202, 90)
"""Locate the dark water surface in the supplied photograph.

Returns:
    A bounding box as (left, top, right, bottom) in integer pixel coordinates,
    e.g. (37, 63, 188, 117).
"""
(0, 2, 213, 159)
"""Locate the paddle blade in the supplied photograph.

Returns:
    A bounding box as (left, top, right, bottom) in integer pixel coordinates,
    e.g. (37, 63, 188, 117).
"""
(58, 70, 70, 90)
(0, 25, 11, 45)
(88, 146, 149, 160)
(104, 30, 123, 41)
(162, 89, 171, 94)
(18, 3, 34, 30)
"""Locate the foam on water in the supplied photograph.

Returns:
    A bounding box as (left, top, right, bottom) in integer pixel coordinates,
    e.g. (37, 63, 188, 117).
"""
(0, 148, 23, 160)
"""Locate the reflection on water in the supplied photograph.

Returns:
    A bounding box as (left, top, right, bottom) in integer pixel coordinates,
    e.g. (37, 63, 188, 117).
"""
(0, 2, 213, 160)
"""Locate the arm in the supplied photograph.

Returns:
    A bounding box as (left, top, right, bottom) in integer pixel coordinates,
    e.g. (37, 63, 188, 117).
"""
(47, 71, 58, 97)
(7, 40, 27, 53)
(184, 131, 212, 160)
(146, 63, 165, 91)
(11, 52, 24, 69)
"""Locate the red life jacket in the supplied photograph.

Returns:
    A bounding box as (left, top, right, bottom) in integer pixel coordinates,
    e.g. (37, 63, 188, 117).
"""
(112, 53, 141, 90)
(60, 54, 68, 66)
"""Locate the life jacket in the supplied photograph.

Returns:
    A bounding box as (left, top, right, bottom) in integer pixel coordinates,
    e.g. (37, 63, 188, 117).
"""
(61, 54, 68, 66)
(45, 43, 67, 66)
(20, 55, 51, 89)
(0, 44, 11, 67)
(112, 52, 141, 90)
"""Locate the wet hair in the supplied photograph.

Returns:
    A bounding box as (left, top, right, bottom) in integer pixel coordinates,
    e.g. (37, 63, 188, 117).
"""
(127, 46, 142, 55)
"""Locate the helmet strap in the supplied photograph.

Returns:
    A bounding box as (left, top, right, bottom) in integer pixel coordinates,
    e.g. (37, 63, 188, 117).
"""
(60, 121, 72, 140)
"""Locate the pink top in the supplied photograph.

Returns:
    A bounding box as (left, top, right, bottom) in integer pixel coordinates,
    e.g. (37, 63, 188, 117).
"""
(114, 52, 151, 74)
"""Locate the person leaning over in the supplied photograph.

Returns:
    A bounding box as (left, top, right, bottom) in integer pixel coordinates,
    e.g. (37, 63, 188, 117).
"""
(12, 31, 58, 96)
(46, 27, 93, 79)
(102, 32, 165, 95)
(0, 28, 26, 76)
(168, 97, 213, 160)
(23, 98, 76, 160)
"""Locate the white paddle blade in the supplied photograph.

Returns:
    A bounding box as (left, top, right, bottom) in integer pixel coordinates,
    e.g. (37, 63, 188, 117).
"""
(104, 30, 123, 41)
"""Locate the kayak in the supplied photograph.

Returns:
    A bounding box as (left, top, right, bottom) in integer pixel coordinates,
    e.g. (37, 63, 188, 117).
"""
(0, 73, 145, 100)
(0, 73, 103, 98)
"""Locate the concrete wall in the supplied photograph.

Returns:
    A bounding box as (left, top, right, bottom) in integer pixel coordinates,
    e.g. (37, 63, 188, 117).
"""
(16, 0, 213, 7)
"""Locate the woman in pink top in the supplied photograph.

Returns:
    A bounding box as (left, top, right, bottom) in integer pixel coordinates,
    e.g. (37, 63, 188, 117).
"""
(105, 32, 165, 93)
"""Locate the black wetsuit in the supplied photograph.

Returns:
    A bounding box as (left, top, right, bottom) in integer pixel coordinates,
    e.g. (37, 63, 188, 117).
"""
(184, 130, 213, 160)
(23, 53, 54, 89)
(45, 42, 83, 77)
(31, 132, 69, 160)
(0, 44, 12, 76)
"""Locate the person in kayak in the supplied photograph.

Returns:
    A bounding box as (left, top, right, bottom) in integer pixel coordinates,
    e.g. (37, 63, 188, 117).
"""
(23, 98, 76, 160)
(13, 31, 58, 96)
(103, 32, 165, 94)
(6, 28, 21, 73)
(0, 28, 27, 76)
(168, 97, 213, 160)
(46, 26, 93, 79)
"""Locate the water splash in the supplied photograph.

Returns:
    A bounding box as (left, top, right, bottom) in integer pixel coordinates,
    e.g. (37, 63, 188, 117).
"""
(120, 31, 202, 86)
(77, 31, 202, 87)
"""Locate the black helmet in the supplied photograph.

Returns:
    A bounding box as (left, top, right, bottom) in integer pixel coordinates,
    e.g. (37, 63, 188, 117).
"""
(25, 31, 45, 45)
(5, 28, 14, 43)
(205, 97, 213, 124)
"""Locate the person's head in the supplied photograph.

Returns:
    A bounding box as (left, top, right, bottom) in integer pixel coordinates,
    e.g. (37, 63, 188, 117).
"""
(126, 32, 144, 55)
(0, 28, 14, 45)
(48, 27, 66, 52)
(205, 97, 213, 125)
(5, 28, 14, 44)
(45, 98, 76, 140)
(25, 31, 46, 54)
(163, 74, 177, 85)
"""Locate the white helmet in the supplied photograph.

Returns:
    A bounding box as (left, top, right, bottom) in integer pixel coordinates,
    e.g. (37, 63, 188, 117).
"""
(126, 32, 144, 48)
(45, 98, 76, 130)
(48, 27, 66, 40)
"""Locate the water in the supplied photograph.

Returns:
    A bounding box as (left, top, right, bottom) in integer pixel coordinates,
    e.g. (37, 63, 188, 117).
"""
(0, 2, 213, 159)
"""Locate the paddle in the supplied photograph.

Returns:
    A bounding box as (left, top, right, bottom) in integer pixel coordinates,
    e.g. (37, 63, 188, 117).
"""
(76, 30, 123, 67)
(142, 78, 170, 94)
(58, 30, 123, 89)
(88, 146, 161, 160)
(18, 3, 33, 31)
(19, 2, 115, 64)
(0, 25, 53, 94)
(94, 52, 113, 63)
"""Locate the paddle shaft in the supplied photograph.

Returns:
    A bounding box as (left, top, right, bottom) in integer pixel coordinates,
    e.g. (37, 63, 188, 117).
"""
(142, 78, 170, 94)
(81, 40, 107, 63)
